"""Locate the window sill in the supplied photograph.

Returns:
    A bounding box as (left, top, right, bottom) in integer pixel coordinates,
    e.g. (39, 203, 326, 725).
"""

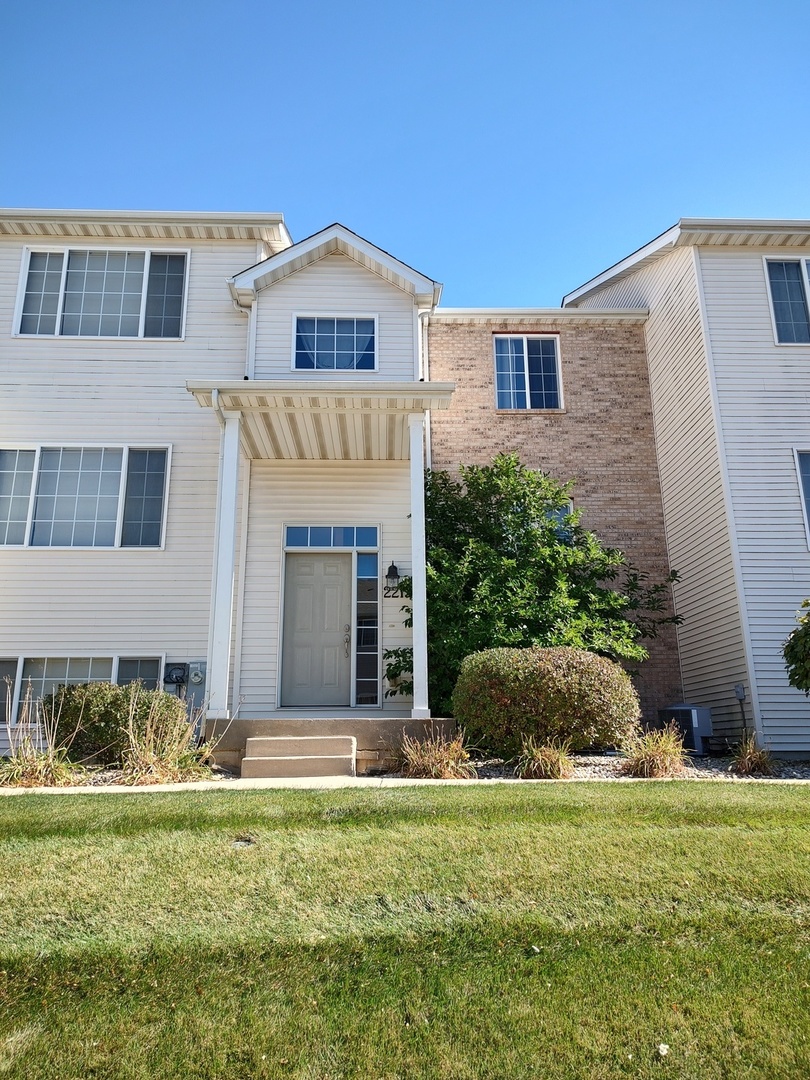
(494, 408, 567, 415)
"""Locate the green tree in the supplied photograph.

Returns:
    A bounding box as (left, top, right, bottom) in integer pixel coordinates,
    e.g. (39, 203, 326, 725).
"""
(386, 454, 679, 715)
(783, 599, 810, 693)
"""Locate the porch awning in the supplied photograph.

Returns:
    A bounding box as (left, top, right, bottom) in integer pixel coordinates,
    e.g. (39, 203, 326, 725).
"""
(187, 380, 455, 461)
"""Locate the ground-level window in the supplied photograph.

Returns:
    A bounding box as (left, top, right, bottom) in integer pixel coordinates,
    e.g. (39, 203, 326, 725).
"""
(494, 335, 562, 410)
(283, 525, 381, 707)
(0, 446, 168, 548)
(2, 656, 162, 721)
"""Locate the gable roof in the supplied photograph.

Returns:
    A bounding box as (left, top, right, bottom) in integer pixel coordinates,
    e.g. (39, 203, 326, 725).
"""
(228, 222, 442, 309)
(562, 218, 810, 307)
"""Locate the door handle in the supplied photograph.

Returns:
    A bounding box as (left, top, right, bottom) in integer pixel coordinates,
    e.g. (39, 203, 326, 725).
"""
(344, 632, 351, 657)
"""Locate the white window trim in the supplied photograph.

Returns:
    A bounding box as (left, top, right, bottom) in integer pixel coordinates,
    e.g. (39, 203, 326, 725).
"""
(763, 256, 810, 347)
(278, 524, 383, 710)
(4, 652, 167, 726)
(13, 245, 190, 340)
(492, 332, 564, 411)
(290, 313, 379, 373)
(0, 443, 172, 550)
(793, 448, 810, 550)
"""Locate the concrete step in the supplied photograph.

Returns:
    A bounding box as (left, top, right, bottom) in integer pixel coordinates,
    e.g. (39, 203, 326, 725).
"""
(244, 735, 356, 759)
(240, 754, 356, 779)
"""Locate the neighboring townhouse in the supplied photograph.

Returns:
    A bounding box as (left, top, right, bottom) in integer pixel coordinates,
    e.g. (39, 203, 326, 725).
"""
(0, 211, 452, 772)
(426, 310, 683, 722)
(563, 219, 810, 755)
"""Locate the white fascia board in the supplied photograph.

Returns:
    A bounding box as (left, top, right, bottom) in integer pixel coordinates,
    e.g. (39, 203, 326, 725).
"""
(678, 216, 810, 231)
(0, 207, 287, 228)
(562, 223, 682, 307)
(432, 307, 648, 322)
(228, 223, 441, 307)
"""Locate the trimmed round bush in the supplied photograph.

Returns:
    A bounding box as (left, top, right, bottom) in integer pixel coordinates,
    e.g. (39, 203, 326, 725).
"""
(451, 646, 641, 755)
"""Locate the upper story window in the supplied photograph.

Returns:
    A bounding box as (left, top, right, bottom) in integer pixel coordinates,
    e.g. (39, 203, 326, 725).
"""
(766, 260, 810, 344)
(294, 316, 376, 370)
(494, 335, 562, 410)
(18, 249, 187, 338)
(0, 446, 168, 548)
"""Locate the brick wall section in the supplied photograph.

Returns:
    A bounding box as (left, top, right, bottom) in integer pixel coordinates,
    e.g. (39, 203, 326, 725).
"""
(427, 316, 683, 722)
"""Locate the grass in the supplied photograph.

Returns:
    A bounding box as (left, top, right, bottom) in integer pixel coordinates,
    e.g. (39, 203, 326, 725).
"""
(1, 784, 810, 1077)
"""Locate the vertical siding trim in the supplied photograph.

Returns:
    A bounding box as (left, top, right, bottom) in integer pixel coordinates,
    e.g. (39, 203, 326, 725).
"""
(231, 456, 252, 713)
(694, 247, 761, 739)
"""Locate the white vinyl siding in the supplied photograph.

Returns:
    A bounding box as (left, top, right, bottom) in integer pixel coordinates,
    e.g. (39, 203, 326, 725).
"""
(0, 236, 256, 674)
(700, 247, 810, 751)
(254, 254, 418, 380)
(573, 246, 749, 739)
(237, 460, 413, 718)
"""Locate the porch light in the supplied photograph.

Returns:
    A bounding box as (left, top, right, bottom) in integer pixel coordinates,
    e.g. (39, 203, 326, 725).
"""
(386, 562, 400, 589)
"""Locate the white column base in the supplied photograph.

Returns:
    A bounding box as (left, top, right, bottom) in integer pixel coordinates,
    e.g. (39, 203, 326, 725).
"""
(410, 707, 431, 720)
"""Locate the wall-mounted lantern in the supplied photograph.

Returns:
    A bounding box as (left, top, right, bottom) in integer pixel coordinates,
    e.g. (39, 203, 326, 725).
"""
(385, 562, 400, 590)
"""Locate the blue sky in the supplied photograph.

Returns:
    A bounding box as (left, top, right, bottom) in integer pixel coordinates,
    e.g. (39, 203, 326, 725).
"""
(2, 0, 809, 305)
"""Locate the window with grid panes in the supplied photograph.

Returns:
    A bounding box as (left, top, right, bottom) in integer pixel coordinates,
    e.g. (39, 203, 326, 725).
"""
(0, 447, 167, 548)
(494, 336, 561, 409)
(19, 250, 186, 338)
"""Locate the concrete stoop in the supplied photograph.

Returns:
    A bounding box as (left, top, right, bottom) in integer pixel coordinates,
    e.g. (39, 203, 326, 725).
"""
(240, 735, 357, 779)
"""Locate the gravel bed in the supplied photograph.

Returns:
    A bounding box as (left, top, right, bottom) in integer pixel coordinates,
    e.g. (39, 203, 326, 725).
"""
(471, 753, 810, 781)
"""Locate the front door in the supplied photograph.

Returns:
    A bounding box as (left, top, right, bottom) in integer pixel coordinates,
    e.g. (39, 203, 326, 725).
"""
(281, 553, 352, 706)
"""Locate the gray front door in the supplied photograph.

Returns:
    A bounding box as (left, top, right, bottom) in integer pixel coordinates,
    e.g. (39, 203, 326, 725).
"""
(281, 553, 352, 707)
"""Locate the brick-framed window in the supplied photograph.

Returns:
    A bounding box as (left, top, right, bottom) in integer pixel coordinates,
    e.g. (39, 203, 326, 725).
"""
(493, 334, 562, 410)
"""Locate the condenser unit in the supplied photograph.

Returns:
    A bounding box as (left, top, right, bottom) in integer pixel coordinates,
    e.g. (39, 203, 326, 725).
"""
(657, 704, 713, 755)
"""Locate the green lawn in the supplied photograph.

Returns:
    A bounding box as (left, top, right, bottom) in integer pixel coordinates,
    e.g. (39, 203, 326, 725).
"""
(1, 783, 809, 1078)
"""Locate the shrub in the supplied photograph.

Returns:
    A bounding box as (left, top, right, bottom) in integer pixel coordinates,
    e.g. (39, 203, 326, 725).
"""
(49, 681, 190, 766)
(731, 732, 775, 777)
(783, 599, 810, 694)
(451, 646, 640, 756)
(619, 722, 685, 778)
(399, 727, 478, 779)
(515, 736, 574, 780)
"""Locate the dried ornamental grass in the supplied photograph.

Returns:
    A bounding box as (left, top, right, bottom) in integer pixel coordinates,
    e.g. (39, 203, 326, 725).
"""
(731, 733, 775, 776)
(515, 736, 574, 780)
(0, 680, 85, 788)
(620, 722, 686, 778)
(399, 727, 478, 780)
(120, 688, 212, 785)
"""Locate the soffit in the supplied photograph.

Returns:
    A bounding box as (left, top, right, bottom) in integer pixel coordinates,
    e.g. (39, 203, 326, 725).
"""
(0, 209, 292, 250)
(187, 380, 455, 462)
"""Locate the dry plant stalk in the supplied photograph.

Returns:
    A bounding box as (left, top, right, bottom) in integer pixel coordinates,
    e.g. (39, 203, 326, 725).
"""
(120, 687, 211, 785)
(400, 726, 478, 779)
(0, 678, 83, 787)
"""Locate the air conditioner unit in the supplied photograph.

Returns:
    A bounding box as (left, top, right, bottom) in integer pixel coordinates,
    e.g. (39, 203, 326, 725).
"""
(657, 704, 713, 755)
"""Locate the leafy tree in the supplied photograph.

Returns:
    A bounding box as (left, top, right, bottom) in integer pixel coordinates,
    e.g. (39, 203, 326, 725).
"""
(385, 454, 679, 715)
(783, 599, 810, 694)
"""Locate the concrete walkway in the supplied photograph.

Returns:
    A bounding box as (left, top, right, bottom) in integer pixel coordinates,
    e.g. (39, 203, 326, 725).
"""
(2, 773, 810, 795)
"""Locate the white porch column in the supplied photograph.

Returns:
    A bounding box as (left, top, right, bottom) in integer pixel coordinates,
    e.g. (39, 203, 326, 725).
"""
(408, 413, 430, 719)
(207, 409, 241, 719)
